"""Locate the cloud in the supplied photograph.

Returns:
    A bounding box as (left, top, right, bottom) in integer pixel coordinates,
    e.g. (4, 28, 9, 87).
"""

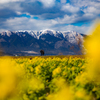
(0, 2, 22, 11)
(0, 9, 19, 18)
(19, 1, 65, 19)
(0, 3, 22, 22)
(0, 0, 99, 20)
(38, 0, 56, 8)
(0, 1, 62, 20)
(56, 14, 77, 24)
(54, 10, 97, 25)
(61, 0, 66, 4)
(54, 25, 90, 34)
(69, 0, 91, 7)
(2, 17, 57, 31)
(0, 16, 91, 34)
(0, 0, 24, 4)
(83, 6, 100, 15)
(70, 0, 100, 8)
(0, 0, 100, 34)
(0, 0, 55, 8)
(61, 3, 79, 13)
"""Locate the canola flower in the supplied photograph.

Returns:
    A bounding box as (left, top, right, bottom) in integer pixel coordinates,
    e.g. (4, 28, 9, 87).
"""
(0, 57, 44, 100)
(53, 66, 61, 76)
(35, 65, 41, 75)
(73, 20, 100, 100)
(0, 56, 87, 100)
(84, 20, 100, 83)
(0, 57, 25, 100)
(47, 78, 74, 100)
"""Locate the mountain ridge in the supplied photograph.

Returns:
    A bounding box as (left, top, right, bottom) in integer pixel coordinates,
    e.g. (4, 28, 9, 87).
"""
(0, 29, 86, 56)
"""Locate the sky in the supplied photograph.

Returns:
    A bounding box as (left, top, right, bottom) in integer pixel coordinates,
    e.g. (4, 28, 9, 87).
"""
(0, 0, 100, 34)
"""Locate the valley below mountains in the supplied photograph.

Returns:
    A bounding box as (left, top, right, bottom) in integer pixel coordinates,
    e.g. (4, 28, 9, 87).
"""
(0, 29, 86, 56)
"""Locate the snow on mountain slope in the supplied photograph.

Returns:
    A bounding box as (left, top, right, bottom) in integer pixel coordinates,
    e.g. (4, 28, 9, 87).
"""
(62, 31, 83, 44)
(0, 31, 12, 37)
(0, 29, 85, 55)
(0, 29, 84, 44)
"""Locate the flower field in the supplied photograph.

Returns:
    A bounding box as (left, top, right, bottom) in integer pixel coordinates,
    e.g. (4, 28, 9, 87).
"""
(0, 56, 100, 100)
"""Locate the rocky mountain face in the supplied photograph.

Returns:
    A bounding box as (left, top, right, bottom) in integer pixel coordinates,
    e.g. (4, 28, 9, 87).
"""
(0, 29, 86, 56)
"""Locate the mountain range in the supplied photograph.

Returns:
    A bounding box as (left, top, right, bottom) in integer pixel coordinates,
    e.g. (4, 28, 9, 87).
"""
(0, 29, 86, 56)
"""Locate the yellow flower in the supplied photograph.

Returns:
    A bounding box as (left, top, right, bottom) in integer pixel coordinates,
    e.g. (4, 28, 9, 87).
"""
(75, 89, 91, 99)
(35, 65, 41, 74)
(23, 94, 29, 100)
(29, 77, 44, 91)
(63, 71, 67, 76)
(0, 57, 25, 99)
(53, 67, 61, 76)
(68, 68, 70, 70)
(81, 65, 85, 69)
(29, 66, 34, 72)
(27, 90, 33, 94)
(75, 72, 88, 85)
(84, 20, 100, 59)
(84, 20, 100, 83)
(47, 78, 74, 100)
(71, 67, 75, 71)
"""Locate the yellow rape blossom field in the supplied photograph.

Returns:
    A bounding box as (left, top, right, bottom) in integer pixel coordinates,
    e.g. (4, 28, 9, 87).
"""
(0, 21, 100, 100)
(0, 56, 89, 100)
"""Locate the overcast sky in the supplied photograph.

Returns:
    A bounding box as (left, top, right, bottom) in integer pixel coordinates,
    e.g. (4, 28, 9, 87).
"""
(0, 0, 100, 34)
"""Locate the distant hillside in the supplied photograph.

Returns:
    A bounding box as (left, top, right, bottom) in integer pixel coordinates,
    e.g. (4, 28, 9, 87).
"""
(0, 29, 86, 56)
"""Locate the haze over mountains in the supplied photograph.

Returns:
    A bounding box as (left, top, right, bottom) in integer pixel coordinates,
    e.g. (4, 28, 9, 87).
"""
(0, 29, 86, 56)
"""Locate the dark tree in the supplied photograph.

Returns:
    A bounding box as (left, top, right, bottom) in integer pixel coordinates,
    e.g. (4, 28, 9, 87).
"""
(40, 50, 44, 56)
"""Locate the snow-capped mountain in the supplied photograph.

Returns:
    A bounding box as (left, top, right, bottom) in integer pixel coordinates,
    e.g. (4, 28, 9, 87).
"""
(0, 29, 86, 56)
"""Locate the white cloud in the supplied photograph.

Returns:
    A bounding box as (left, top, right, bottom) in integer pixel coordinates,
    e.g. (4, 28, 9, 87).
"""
(70, 0, 100, 13)
(16, 11, 22, 15)
(38, 0, 56, 7)
(3, 17, 57, 31)
(54, 12, 96, 25)
(54, 25, 90, 34)
(0, 0, 24, 4)
(70, 0, 92, 7)
(61, 4, 79, 13)
(0, 2, 23, 12)
(90, 1, 100, 8)
(0, 0, 55, 8)
(29, 0, 55, 8)
(55, 14, 78, 24)
(61, 0, 66, 4)
(0, 0, 97, 34)
(0, 17, 91, 34)
(83, 6, 100, 15)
